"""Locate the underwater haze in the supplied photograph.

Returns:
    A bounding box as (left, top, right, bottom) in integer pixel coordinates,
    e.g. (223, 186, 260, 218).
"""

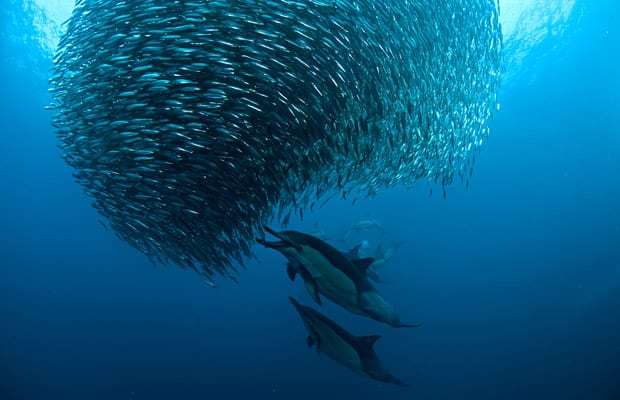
(1, 0, 619, 399)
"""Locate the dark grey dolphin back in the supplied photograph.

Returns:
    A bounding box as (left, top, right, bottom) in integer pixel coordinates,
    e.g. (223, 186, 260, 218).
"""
(280, 230, 374, 291)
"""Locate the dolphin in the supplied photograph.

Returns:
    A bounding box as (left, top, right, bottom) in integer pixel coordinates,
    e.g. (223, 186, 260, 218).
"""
(257, 226, 421, 328)
(377, 241, 404, 267)
(288, 297, 408, 386)
(344, 219, 387, 240)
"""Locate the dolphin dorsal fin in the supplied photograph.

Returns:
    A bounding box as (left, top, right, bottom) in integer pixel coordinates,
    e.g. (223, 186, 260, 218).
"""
(352, 257, 375, 271)
(359, 334, 381, 349)
(346, 244, 362, 258)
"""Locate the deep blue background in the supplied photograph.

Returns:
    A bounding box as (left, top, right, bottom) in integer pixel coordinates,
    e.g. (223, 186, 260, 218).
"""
(1, 1, 619, 399)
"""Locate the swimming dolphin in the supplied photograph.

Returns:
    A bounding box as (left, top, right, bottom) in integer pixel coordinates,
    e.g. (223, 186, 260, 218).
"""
(376, 241, 404, 269)
(288, 297, 408, 386)
(344, 219, 387, 240)
(257, 226, 421, 328)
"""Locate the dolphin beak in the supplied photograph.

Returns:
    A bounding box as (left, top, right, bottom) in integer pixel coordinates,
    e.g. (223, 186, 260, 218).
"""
(257, 225, 302, 251)
(263, 225, 280, 237)
(255, 237, 290, 249)
(288, 296, 301, 309)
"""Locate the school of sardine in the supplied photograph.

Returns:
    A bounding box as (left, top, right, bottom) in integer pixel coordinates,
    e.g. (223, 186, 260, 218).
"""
(49, 0, 503, 283)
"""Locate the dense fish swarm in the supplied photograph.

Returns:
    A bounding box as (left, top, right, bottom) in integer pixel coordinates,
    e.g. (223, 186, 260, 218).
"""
(50, 0, 502, 282)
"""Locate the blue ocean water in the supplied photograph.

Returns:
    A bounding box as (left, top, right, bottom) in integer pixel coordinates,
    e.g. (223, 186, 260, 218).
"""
(1, 0, 619, 399)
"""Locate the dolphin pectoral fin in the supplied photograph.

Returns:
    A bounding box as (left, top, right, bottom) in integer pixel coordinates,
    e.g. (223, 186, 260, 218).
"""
(304, 280, 322, 306)
(352, 257, 375, 271)
(286, 264, 297, 281)
(308, 328, 322, 356)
